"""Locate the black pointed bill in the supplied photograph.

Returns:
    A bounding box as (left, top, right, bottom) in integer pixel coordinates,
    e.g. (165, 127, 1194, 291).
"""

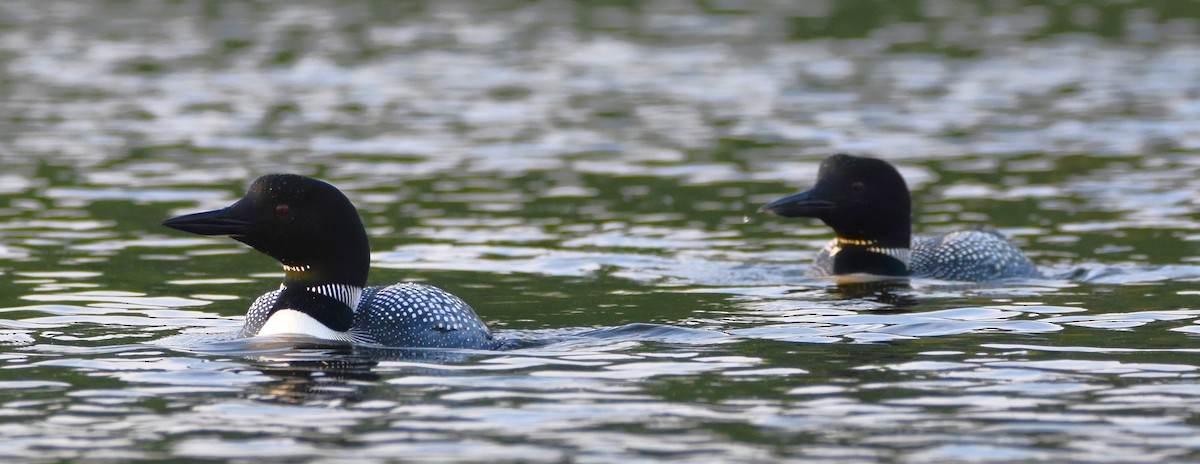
(758, 189, 835, 218)
(161, 207, 252, 236)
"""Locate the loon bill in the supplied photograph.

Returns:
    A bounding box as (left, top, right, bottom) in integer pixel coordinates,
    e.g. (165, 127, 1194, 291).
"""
(163, 174, 495, 349)
(759, 154, 1040, 282)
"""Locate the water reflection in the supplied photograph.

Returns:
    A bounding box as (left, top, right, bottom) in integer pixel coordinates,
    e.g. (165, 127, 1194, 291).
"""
(827, 277, 919, 306)
(251, 356, 382, 405)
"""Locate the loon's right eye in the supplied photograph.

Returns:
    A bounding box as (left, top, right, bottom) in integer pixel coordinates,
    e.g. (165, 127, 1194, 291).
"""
(850, 181, 865, 194)
(275, 204, 290, 217)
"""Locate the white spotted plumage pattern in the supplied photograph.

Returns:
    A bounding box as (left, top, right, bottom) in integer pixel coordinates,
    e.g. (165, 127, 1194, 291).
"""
(241, 282, 493, 348)
(243, 290, 281, 337)
(909, 229, 1039, 281)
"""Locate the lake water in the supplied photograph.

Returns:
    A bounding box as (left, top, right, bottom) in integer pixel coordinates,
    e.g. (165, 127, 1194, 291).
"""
(2, 1, 1200, 462)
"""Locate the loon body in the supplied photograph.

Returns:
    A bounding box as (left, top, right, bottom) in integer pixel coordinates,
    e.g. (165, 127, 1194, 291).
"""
(162, 174, 494, 349)
(760, 154, 1039, 282)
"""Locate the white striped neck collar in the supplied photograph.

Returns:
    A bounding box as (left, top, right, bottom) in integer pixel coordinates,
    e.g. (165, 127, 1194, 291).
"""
(280, 282, 364, 311)
(282, 263, 312, 273)
(829, 237, 911, 267)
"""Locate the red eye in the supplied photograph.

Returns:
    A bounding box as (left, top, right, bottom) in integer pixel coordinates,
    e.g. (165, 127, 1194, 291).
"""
(850, 181, 865, 193)
(275, 204, 290, 216)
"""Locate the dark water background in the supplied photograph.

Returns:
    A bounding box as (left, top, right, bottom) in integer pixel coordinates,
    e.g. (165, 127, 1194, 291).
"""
(2, 1, 1200, 461)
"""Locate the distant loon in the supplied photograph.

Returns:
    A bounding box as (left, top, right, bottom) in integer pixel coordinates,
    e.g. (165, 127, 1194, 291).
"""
(759, 154, 1040, 282)
(162, 174, 495, 349)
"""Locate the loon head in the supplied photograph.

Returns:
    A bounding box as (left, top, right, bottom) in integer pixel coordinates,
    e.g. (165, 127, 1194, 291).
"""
(759, 154, 913, 275)
(162, 174, 370, 289)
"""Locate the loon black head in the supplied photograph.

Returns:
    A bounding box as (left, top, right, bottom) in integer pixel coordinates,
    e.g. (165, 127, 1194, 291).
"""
(759, 154, 913, 276)
(162, 174, 370, 290)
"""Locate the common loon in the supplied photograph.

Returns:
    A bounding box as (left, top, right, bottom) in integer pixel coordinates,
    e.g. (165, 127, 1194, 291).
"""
(759, 154, 1040, 282)
(162, 174, 495, 349)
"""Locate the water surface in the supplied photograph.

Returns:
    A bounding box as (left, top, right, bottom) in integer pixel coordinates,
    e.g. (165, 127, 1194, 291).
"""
(2, 1, 1200, 462)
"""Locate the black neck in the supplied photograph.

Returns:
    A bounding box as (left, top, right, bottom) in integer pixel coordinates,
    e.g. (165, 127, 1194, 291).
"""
(268, 198, 372, 289)
(834, 226, 910, 251)
(270, 286, 355, 332)
(832, 244, 909, 276)
(271, 233, 367, 333)
(826, 203, 912, 251)
(280, 251, 369, 287)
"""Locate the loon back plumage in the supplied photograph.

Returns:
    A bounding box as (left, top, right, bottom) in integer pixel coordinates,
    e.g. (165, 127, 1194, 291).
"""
(909, 227, 1037, 281)
(244, 283, 493, 348)
(760, 154, 1039, 282)
(162, 174, 494, 349)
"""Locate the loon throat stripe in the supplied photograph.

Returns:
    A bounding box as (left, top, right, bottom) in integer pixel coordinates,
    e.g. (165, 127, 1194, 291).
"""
(282, 264, 312, 273)
(835, 237, 876, 247)
(280, 283, 364, 311)
(306, 283, 364, 311)
(830, 237, 912, 266)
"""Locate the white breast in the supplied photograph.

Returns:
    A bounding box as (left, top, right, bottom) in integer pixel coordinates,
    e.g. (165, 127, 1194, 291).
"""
(255, 309, 352, 342)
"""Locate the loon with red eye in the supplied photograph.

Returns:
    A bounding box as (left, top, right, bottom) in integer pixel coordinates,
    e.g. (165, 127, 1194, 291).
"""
(161, 174, 495, 349)
(759, 154, 1040, 282)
